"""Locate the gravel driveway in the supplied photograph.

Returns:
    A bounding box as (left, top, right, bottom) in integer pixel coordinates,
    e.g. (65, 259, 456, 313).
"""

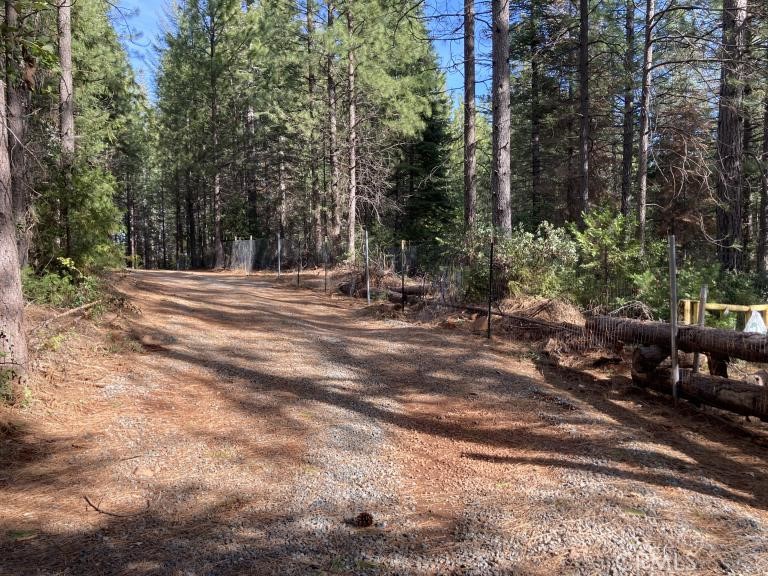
(1, 270, 767, 575)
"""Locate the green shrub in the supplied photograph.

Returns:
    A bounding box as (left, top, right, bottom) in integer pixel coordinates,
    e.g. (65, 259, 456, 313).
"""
(496, 222, 578, 298)
(569, 208, 664, 309)
(22, 258, 103, 308)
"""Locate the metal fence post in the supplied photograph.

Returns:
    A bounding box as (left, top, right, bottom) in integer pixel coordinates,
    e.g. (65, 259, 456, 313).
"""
(248, 235, 253, 276)
(401, 240, 406, 310)
(668, 234, 679, 404)
(365, 229, 371, 304)
(487, 238, 494, 339)
(297, 237, 301, 287)
(324, 235, 328, 293)
(277, 234, 282, 278)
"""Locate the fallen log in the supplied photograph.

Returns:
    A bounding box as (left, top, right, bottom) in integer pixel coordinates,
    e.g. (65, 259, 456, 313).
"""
(631, 367, 768, 421)
(355, 287, 417, 305)
(400, 285, 428, 296)
(632, 345, 696, 372)
(587, 316, 768, 363)
(632, 345, 669, 373)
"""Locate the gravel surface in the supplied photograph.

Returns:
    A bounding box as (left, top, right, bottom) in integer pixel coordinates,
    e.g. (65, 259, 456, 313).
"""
(1, 270, 767, 575)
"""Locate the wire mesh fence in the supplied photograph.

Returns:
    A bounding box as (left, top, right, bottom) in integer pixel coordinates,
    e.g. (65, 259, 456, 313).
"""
(213, 231, 768, 418)
(218, 233, 768, 356)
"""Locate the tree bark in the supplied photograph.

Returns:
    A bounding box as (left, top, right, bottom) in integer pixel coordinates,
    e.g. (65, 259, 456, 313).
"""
(632, 367, 768, 421)
(586, 315, 768, 364)
(278, 137, 286, 239)
(463, 0, 477, 230)
(175, 169, 183, 268)
(58, 0, 74, 256)
(566, 60, 578, 222)
(5, 1, 29, 267)
(715, 0, 748, 271)
(530, 1, 542, 220)
(637, 0, 655, 248)
(346, 9, 357, 256)
(758, 92, 768, 275)
(246, 107, 258, 235)
(620, 0, 635, 216)
(327, 4, 341, 253)
(208, 15, 224, 269)
(185, 169, 197, 268)
(0, 49, 28, 396)
(491, 0, 511, 233)
(307, 1, 322, 259)
(125, 178, 135, 268)
(577, 0, 590, 221)
(160, 185, 167, 268)
(740, 16, 753, 270)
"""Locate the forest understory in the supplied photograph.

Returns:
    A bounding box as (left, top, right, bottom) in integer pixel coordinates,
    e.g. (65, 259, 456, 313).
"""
(1, 270, 767, 576)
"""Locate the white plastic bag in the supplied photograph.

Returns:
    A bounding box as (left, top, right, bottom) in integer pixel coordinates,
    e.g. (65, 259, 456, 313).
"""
(744, 310, 767, 334)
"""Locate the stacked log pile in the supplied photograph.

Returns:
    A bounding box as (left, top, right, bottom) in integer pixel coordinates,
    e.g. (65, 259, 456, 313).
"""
(586, 316, 768, 420)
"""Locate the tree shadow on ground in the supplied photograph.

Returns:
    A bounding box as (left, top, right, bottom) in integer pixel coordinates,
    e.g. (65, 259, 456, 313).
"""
(3, 270, 768, 575)
(137, 271, 768, 511)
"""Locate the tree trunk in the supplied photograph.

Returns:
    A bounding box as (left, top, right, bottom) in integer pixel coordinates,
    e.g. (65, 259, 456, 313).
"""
(463, 0, 477, 230)
(530, 1, 542, 220)
(715, 0, 748, 271)
(491, 0, 511, 233)
(160, 185, 167, 269)
(758, 92, 768, 275)
(327, 4, 341, 252)
(620, 0, 635, 216)
(6, 1, 29, 267)
(346, 9, 357, 256)
(209, 20, 224, 269)
(743, 112, 753, 269)
(307, 1, 322, 259)
(279, 137, 286, 239)
(186, 170, 197, 268)
(246, 107, 258, 236)
(1, 56, 28, 395)
(125, 179, 135, 268)
(740, 18, 753, 270)
(58, 0, 74, 256)
(566, 64, 578, 222)
(175, 169, 182, 268)
(577, 0, 590, 221)
(637, 0, 655, 248)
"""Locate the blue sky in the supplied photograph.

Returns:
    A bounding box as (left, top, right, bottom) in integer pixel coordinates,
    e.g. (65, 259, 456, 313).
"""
(115, 0, 490, 103)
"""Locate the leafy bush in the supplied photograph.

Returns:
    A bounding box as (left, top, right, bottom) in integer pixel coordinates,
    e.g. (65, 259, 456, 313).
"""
(22, 258, 103, 308)
(496, 222, 578, 298)
(0, 358, 15, 404)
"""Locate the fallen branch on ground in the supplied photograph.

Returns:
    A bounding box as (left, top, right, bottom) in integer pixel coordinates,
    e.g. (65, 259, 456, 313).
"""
(83, 495, 148, 518)
(35, 300, 103, 332)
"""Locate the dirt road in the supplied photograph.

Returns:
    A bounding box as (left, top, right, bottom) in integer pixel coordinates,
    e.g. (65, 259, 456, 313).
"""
(2, 270, 768, 575)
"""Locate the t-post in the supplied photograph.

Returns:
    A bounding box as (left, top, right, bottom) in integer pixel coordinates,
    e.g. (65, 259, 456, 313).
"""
(487, 238, 494, 339)
(324, 235, 329, 293)
(401, 240, 406, 310)
(668, 234, 679, 404)
(297, 237, 301, 287)
(365, 229, 371, 304)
